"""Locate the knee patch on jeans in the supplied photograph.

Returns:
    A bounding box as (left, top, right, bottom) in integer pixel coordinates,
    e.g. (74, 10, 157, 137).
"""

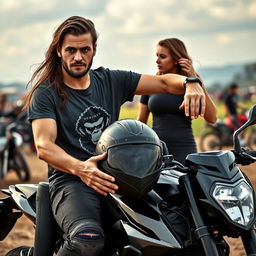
(69, 223, 104, 255)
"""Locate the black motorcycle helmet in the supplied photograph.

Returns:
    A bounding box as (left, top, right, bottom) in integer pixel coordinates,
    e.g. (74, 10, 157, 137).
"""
(96, 119, 163, 198)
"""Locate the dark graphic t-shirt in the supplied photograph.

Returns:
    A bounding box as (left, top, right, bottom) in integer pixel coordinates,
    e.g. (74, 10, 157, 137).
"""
(29, 67, 141, 184)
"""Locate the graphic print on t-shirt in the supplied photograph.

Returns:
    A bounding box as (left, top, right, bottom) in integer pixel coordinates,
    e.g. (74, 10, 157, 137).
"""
(75, 106, 110, 154)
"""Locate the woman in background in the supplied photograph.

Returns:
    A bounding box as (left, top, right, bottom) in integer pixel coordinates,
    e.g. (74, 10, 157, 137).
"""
(137, 38, 217, 164)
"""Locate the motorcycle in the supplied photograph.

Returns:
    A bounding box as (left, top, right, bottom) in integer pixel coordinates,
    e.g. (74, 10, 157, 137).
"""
(1, 105, 256, 255)
(0, 117, 30, 182)
(15, 110, 36, 153)
(199, 109, 256, 151)
(1, 104, 36, 154)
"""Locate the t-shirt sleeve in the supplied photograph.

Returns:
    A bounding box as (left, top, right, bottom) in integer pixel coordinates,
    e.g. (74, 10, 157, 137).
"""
(140, 95, 149, 105)
(109, 69, 141, 103)
(28, 85, 57, 122)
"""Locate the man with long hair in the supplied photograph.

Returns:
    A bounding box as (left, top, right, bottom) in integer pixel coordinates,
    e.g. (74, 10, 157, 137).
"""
(25, 16, 205, 256)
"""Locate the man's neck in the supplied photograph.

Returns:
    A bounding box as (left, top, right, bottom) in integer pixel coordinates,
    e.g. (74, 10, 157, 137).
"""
(63, 72, 91, 90)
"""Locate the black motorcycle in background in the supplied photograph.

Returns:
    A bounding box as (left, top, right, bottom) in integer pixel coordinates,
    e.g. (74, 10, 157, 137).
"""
(1, 106, 256, 255)
(14, 110, 36, 153)
(0, 117, 30, 182)
(1, 102, 36, 154)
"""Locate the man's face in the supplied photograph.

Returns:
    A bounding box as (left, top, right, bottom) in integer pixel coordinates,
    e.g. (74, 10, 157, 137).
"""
(57, 33, 96, 78)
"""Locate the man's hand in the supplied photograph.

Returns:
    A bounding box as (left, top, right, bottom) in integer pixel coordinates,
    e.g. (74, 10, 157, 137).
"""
(78, 153, 119, 196)
(179, 83, 206, 119)
(177, 59, 206, 118)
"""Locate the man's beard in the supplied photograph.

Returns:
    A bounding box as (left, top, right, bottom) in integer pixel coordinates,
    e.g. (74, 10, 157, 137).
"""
(62, 59, 93, 78)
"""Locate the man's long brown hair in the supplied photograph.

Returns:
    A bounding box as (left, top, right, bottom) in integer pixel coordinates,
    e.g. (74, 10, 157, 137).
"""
(23, 16, 98, 109)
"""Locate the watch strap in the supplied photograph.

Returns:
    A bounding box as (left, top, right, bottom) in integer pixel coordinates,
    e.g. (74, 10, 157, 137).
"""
(183, 76, 202, 88)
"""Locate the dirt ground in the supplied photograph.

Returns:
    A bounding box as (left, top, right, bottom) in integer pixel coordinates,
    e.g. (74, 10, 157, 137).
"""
(0, 150, 256, 256)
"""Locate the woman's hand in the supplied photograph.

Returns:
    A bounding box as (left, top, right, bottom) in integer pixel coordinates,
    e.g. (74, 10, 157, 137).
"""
(178, 58, 196, 76)
(78, 153, 119, 196)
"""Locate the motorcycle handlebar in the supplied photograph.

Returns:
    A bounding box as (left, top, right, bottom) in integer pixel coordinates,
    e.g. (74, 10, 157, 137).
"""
(243, 149, 256, 158)
(6, 122, 17, 136)
(233, 148, 256, 165)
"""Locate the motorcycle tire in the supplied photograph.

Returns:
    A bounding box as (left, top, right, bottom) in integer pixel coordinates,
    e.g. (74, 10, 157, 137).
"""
(5, 246, 33, 256)
(12, 149, 30, 181)
(199, 132, 222, 152)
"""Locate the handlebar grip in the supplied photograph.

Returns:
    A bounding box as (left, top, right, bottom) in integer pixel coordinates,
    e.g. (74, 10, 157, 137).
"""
(244, 149, 256, 157)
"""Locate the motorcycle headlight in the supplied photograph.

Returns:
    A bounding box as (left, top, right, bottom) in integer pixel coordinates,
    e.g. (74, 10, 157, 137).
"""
(212, 181, 254, 226)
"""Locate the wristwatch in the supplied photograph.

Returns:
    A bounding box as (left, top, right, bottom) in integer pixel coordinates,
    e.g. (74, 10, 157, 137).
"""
(183, 76, 202, 88)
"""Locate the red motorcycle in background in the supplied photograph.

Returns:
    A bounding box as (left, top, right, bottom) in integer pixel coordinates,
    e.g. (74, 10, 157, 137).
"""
(199, 109, 256, 151)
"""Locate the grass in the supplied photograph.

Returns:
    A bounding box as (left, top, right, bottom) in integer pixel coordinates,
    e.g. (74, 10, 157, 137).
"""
(119, 101, 255, 137)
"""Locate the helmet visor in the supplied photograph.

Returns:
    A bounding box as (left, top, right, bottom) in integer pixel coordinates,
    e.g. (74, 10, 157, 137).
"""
(107, 144, 162, 177)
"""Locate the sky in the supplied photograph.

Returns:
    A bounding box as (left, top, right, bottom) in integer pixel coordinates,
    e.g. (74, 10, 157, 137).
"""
(0, 0, 256, 84)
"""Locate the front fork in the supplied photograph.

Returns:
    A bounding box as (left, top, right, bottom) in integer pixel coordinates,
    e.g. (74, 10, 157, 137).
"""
(2, 147, 9, 177)
(181, 173, 256, 255)
(241, 228, 256, 255)
(180, 174, 220, 256)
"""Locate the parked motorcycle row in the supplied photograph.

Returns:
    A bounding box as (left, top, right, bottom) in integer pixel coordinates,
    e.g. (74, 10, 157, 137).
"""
(1, 105, 256, 255)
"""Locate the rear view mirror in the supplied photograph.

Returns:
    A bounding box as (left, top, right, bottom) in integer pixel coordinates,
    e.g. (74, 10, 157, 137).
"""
(247, 105, 256, 123)
(233, 105, 256, 152)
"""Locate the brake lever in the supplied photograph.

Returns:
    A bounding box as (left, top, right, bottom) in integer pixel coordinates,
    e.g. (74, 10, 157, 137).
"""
(232, 148, 256, 166)
(162, 155, 188, 172)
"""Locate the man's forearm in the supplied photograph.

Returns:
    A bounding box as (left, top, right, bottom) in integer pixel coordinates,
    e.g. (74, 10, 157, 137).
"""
(36, 141, 84, 176)
(161, 73, 186, 94)
(136, 73, 186, 95)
